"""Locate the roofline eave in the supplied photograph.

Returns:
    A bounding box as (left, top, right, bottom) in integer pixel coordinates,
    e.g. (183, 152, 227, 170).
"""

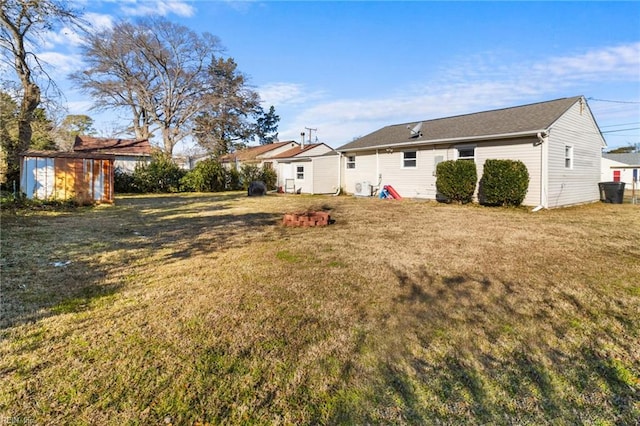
(339, 129, 549, 153)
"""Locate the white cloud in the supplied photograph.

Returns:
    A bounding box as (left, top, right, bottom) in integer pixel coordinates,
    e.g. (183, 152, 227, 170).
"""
(275, 42, 640, 147)
(66, 100, 95, 115)
(40, 26, 85, 49)
(258, 82, 325, 107)
(38, 52, 84, 76)
(536, 43, 640, 81)
(82, 12, 116, 32)
(119, 0, 195, 17)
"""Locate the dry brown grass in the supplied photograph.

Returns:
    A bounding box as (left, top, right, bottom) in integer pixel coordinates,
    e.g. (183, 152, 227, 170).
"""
(1, 192, 639, 424)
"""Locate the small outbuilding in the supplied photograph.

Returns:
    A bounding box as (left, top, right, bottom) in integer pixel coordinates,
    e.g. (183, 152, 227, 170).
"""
(20, 150, 115, 204)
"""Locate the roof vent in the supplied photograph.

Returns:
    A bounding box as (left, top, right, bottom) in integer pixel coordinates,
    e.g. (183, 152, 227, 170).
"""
(407, 122, 423, 138)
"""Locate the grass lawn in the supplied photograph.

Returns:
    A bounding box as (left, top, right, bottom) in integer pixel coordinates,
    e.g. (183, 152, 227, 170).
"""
(1, 193, 639, 425)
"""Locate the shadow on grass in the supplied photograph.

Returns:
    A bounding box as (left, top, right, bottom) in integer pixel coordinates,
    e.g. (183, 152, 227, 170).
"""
(1, 193, 282, 330)
(0, 258, 122, 329)
(360, 264, 640, 424)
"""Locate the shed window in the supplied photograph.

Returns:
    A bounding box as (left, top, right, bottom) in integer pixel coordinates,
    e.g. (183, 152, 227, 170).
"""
(296, 165, 304, 179)
(564, 145, 573, 169)
(456, 146, 475, 161)
(403, 151, 417, 168)
(346, 155, 356, 169)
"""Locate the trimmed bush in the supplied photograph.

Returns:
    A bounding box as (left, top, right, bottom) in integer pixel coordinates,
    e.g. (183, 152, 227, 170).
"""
(436, 160, 477, 204)
(479, 159, 530, 206)
(180, 158, 227, 192)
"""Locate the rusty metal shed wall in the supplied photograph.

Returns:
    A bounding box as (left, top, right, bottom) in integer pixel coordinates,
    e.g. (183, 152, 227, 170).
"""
(20, 152, 115, 204)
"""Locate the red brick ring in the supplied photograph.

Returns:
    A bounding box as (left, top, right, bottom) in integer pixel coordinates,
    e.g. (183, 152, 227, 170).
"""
(282, 211, 331, 227)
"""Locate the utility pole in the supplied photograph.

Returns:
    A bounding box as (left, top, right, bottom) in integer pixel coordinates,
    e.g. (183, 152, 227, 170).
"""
(304, 127, 317, 143)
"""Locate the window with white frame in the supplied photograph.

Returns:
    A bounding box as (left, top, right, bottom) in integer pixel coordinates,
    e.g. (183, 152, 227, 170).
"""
(456, 145, 475, 161)
(296, 165, 304, 179)
(564, 145, 573, 169)
(346, 155, 356, 169)
(403, 151, 417, 168)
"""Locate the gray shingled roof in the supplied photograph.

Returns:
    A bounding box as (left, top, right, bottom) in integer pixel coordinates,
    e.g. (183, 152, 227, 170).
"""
(602, 153, 640, 165)
(337, 96, 583, 152)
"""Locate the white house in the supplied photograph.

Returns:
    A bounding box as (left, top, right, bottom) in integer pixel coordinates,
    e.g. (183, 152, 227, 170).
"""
(219, 141, 299, 171)
(73, 135, 152, 174)
(336, 96, 606, 208)
(271, 143, 339, 194)
(601, 153, 640, 189)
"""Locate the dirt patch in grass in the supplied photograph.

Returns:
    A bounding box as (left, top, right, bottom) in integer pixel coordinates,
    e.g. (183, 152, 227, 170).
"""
(1, 193, 639, 424)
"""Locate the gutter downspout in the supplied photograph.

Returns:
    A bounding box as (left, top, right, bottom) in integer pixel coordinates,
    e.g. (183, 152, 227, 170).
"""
(533, 130, 549, 212)
(333, 152, 342, 196)
(375, 149, 380, 192)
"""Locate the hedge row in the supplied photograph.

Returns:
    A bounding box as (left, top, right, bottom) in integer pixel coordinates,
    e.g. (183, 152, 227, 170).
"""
(435, 159, 529, 207)
(115, 154, 277, 194)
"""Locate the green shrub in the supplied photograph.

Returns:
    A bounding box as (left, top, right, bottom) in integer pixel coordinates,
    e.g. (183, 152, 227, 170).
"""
(114, 168, 136, 193)
(226, 167, 242, 191)
(132, 153, 186, 193)
(261, 167, 277, 190)
(239, 164, 262, 190)
(479, 159, 529, 206)
(238, 164, 278, 191)
(180, 158, 226, 192)
(436, 160, 477, 204)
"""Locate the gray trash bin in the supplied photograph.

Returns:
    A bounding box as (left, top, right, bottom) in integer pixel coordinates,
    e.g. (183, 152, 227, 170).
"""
(598, 182, 625, 204)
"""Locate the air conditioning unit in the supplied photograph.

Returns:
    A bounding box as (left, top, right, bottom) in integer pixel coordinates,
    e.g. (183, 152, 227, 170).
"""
(354, 181, 372, 197)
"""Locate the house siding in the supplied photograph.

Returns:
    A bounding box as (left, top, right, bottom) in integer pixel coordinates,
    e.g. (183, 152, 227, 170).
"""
(546, 101, 602, 208)
(312, 156, 340, 194)
(114, 155, 151, 174)
(342, 140, 542, 204)
(343, 151, 379, 194)
(470, 137, 542, 206)
(295, 161, 312, 193)
(377, 148, 437, 198)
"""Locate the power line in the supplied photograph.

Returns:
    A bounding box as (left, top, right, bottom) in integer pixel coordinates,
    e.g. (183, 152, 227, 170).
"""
(600, 121, 640, 128)
(587, 97, 640, 104)
(602, 127, 640, 134)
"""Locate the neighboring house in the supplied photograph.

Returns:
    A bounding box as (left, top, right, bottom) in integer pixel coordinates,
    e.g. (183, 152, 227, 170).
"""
(601, 153, 640, 188)
(20, 150, 115, 204)
(219, 141, 299, 171)
(336, 96, 605, 208)
(173, 153, 210, 170)
(271, 143, 339, 194)
(73, 135, 153, 174)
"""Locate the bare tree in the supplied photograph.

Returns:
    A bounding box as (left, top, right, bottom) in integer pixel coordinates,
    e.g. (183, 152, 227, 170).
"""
(72, 17, 223, 156)
(0, 0, 82, 181)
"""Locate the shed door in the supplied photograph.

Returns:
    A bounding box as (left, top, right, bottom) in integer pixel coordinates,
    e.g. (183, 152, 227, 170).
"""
(22, 157, 55, 199)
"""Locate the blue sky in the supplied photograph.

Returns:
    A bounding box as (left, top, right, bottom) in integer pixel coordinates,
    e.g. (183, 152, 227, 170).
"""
(24, 1, 640, 152)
